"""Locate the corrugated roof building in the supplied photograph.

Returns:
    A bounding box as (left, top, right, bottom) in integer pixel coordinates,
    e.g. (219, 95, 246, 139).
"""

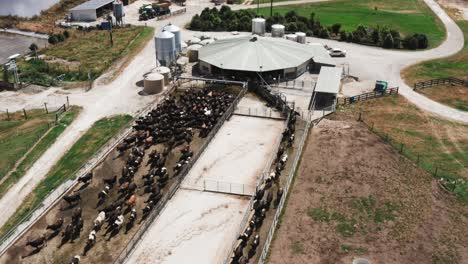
(69, 0, 115, 21)
(312, 66, 343, 109)
(198, 35, 335, 79)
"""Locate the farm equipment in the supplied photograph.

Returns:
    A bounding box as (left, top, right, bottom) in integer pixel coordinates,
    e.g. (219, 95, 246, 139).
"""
(138, 1, 171, 21)
(374, 80, 388, 92)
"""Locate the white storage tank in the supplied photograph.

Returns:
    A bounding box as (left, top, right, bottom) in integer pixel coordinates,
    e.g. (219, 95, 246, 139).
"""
(113, 0, 124, 24)
(155, 30, 176, 67)
(252, 17, 266, 36)
(180, 41, 188, 55)
(285, 34, 297, 42)
(163, 23, 182, 53)
(271, 24, 285, 38)
(144, 73, 164, 94)
(296, 32, 306, 44)
(187, 44, 202, 62)
(155, 66, 171, 83)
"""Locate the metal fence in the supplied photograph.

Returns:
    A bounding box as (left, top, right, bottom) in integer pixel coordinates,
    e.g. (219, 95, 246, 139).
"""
(181, 178, 256, 196)
(413, 77, 468, 90)
(267, 80, 316, 91)
(341, 87, 399, 105)
(234, 106, 284, 120)
(113, 80, 247, 264)
(258, 120, 312, 264)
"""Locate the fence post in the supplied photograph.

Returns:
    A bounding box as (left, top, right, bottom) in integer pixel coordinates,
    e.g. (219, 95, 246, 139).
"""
(6, 109, 10, 121)
(399, 143, 404, 153)
(371, 122, 374, 131)
(358, 112, 362, 121)
(44, 103, 48, 114)
(417, 154, 420, 164)
(66, 96, 70, 108)
(434, 167, 438, 177)
(23, 109, 27, 120)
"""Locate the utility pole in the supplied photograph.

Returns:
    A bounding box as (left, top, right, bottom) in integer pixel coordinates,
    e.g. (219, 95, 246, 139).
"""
(270, 0, 273, 17)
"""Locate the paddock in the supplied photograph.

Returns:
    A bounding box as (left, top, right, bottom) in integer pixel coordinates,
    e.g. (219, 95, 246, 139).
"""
(124, 96, 285, 263)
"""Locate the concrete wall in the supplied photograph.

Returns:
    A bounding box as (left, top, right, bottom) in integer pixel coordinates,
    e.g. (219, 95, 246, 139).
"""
(70, 9, 97, 22)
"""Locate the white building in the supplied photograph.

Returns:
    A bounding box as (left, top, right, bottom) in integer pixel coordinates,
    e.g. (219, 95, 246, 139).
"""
(69, 0, 115, 22)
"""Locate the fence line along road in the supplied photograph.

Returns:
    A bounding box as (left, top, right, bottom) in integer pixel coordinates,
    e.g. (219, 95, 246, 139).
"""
(114, 80, 247, 264)
(342, 87, 399, 105)
(413, 77, 468, 90)
(0, 86, 175, 256)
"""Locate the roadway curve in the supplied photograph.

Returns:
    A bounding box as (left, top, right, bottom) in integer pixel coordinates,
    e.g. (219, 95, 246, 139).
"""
(0, 0, 464, 237)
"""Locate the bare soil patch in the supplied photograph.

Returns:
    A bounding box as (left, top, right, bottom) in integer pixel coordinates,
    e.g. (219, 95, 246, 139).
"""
(267, 118, 468, 264)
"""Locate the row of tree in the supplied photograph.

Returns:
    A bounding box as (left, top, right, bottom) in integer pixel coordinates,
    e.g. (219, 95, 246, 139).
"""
(48, 30, 70, 45)
(189, 6, 429, 50)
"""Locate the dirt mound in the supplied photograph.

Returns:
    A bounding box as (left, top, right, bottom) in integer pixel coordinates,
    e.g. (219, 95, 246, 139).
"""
(268, 118, 468, 264)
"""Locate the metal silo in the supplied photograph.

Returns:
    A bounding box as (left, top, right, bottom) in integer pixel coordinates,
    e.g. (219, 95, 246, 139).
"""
(163, 23, 182, 53)
(252, 18, 266, 36)
(271, 24, 285, 38)
(296, 32, 306, 44)
(113, 0, 124, 25)
(155, 30, 176, 67)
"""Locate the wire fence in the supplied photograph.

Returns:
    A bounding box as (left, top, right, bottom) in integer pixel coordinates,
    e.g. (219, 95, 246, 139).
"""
(113, 80, 248, 264)
(356, 112, 466, 198)
(413, 77, 468, 90)
(181, 178, 256, 196)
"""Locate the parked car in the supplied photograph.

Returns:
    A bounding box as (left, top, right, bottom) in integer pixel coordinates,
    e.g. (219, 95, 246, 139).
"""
(329, 48, 346, 57)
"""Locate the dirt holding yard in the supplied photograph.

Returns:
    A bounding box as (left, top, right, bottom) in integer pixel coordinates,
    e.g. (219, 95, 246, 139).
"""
(268, 118, 468, 264)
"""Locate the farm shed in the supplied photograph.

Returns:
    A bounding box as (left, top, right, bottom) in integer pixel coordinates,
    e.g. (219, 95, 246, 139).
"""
(69, 0, 115, 21)
(312, 66, 343, 109)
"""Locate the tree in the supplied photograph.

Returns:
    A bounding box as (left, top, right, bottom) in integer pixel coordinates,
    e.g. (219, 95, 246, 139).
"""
(340, 30, 347, 41)
(285, 10, 298, 21)
(414, 34, 428, 49)
(371, 29, 380, 44)
(190, 15, 203, 30)
(309, 12, 315, 25)
(306, 30, 313, 37)
(48, 35, 58, 45)
(286, 22, 298, 32)
(382, 33, 394, 49)
(331, 23, 341, 35)
(403, 35, 418, 50)
(319, 28, 330, 39)
(347, 32, 353, 42)
(29, 43, 38, 58)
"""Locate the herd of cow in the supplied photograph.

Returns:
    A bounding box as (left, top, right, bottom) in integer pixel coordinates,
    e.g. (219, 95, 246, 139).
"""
(230, 108, 297, 264)
(20, 88, 236, 263)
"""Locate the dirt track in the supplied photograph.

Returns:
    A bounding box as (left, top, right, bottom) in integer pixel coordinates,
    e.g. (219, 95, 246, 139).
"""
(268, 117, 468, 264)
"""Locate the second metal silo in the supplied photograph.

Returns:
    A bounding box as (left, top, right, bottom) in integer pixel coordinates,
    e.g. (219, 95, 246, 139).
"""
(163, 23, 182, 53)
(271, 24, 285, 38)
(155, 30, 176, 67)
(252, 18, 266, 36)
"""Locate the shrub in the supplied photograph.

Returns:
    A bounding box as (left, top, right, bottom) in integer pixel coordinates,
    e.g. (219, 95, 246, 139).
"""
(331, 23, 341, 35)
(414, 34, 428, 49)
(306, 30, 313, 37)
(48, 35, 58, 45)
(319, 28, 330, 39)
(346, 32, 353, 42)
(371, 29, 380, 44)
(63, 30, 70, 39)
(382, 33, 394, 49)
(56, 34, 65, 42)
(403, 35, 419, 50)
(339, 30, 347, 41)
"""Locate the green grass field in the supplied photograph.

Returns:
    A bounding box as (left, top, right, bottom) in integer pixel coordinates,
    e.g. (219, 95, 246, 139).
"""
(0, 110, 56, 180)
(0, 108, 80, 199)
(0, 114, 132, 236)
(255, 0, 445, 47)
(42, 26, 154, 80)
(403, 21, 467, 110)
